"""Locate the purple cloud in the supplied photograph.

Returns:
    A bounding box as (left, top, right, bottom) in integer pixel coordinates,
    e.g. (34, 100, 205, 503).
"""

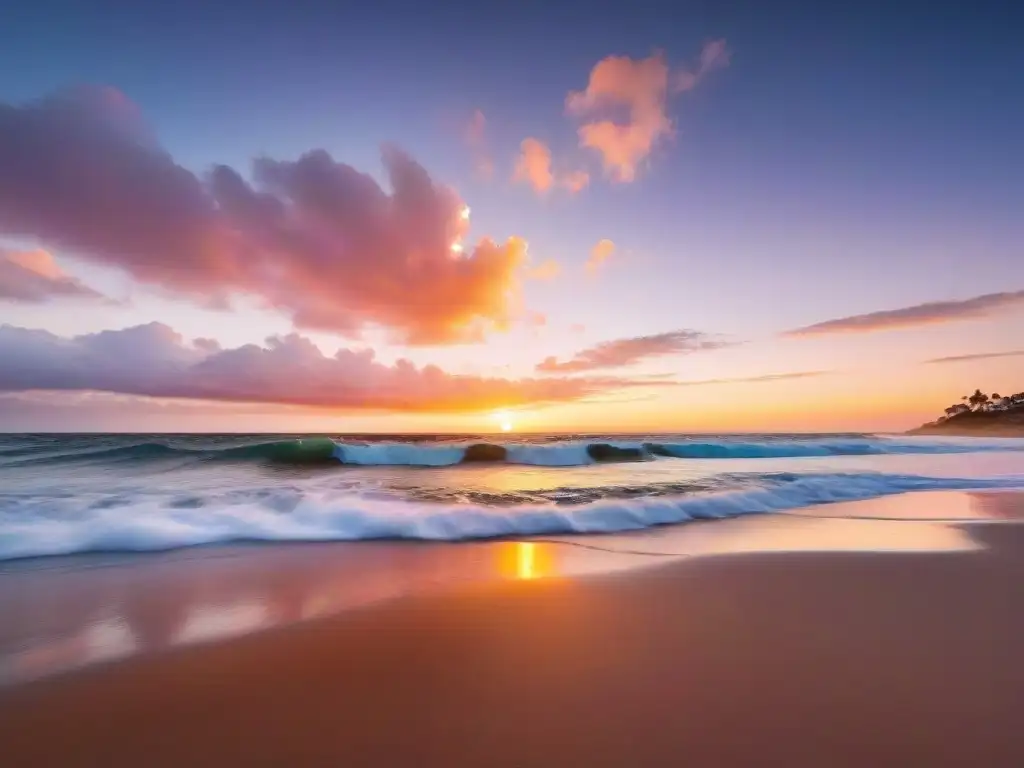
(0, 323, 667, 412)
(784, 290, 1024, 337)
(537, 330, 731, 373)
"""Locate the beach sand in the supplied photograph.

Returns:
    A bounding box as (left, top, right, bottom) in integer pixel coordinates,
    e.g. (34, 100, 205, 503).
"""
(0, 493, 1022, 766)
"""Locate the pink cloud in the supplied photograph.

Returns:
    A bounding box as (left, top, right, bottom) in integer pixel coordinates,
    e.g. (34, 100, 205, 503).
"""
(537, 330, 731, 373)
(513, 137, 555, 193)
(567, 41, 729, 181)
(0, 323, 667, 412)
(561, 169, 590, 193)
(513, 138, 591, 196)
(0, 87, 528, 345)
(924, 349, 1024, 364)
(586, 239, 615, 274)
(784, 290, 1024, 337)
(0, 248, 104, 303)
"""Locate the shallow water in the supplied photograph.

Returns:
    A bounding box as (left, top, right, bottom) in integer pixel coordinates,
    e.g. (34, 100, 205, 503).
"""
(1, 432, 1023, 560)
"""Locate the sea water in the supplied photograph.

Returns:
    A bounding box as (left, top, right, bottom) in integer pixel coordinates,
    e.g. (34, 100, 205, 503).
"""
(2, 432, 1023, 561)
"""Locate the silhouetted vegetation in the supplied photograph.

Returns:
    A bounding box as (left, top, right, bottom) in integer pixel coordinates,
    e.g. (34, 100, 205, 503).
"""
(911, 389, 1024, 435)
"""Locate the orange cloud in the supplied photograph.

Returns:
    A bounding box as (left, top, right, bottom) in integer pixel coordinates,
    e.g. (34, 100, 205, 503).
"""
(464, 109, 494, 179)
(586, 239, 615, 274)
(674, 371, 832, 386)
(0, 248, 104, 303)
(567, 41, 729, 181)
(513, 137, 555, 193)
(525, 259, 561, 281)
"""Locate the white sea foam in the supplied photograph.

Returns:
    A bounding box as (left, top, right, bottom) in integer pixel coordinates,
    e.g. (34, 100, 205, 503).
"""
(2, 472, 1021, 561)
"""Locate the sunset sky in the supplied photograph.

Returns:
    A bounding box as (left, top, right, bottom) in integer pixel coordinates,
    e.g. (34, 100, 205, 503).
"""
(0, 0, 1021, 433)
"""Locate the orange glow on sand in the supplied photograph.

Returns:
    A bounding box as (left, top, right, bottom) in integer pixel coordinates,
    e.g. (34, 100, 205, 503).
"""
(494, 542, 555, 580)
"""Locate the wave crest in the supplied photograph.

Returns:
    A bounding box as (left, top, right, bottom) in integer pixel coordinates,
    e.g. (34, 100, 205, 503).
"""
(2, 472, 1020, 560)
(2, 435, 1022, 469)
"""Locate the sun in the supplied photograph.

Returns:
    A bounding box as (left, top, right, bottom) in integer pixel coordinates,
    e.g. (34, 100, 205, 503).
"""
(492, 410, 514, 433)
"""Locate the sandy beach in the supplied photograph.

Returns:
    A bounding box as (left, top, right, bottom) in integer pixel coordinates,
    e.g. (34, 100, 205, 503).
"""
(1, 493, 1022, 767)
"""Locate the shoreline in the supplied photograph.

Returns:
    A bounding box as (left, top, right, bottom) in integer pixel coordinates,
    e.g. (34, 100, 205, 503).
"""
(0, 490, 1020, 686)
(1, 492, 1023, 766)
(908, 427, 1024, 437)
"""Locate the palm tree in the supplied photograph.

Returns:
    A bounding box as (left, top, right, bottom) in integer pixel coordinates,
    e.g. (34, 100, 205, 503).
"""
(968, 389, 989, 411)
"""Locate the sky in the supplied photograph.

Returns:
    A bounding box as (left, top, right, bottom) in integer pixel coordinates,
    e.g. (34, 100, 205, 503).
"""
(0, 0, 1022, 433)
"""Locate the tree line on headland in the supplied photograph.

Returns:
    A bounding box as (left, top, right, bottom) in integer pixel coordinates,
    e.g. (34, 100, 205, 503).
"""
(910, 389, 1024, 435)
(942, 389, 1024, 419)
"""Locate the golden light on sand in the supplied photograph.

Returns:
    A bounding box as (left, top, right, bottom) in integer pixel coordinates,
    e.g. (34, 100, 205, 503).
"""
(496, 541, 553, 580)
(492, 409, 513, 432)
(516, 542, 536, 579)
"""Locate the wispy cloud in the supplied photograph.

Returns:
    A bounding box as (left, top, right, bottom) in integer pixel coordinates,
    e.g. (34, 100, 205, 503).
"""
(586, 239, 615, 274)
(924, 350, 1024, 364)
(561, 169, 590, 193)
(0, 323, 669, 413)
(0, 248, 105, 303)
(784, 290, 1024, 337)
(675, 371, 832, 386)
(0, 87, 530, 345)
(525, 259, 561, 280)
(513, 137, 555, 193)
(464, 109, 494, 179)
(566, 41, 728, 182)
(537, 330, 731, 373)
(513, 138, 590, 195)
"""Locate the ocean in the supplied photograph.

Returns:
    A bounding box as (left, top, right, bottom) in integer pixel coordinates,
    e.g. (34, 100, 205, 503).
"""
(2, 432, 1024, 561)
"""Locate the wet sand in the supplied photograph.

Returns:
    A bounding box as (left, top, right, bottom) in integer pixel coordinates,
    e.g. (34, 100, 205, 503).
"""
(1, 497, 1022, 766)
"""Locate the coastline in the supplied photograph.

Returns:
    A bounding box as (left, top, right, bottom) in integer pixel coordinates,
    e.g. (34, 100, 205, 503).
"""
(1, 491, 1022, 766)
(907, 426, 1024, 437)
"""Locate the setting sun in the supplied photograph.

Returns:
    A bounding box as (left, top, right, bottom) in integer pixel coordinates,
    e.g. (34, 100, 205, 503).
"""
(493, 410, 514, 432)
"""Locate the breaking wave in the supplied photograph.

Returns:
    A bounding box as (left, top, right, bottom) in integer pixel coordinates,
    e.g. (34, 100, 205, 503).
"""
(1, 471, 1022, 560)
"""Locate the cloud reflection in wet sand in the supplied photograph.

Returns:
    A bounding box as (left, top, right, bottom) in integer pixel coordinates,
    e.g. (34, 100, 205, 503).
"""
(2, 491, 1014, 685)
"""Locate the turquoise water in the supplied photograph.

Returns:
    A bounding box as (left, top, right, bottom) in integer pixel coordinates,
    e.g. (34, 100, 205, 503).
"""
(1, 433, 1023, 560)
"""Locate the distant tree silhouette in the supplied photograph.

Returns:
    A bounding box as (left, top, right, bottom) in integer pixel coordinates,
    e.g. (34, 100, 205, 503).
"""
(967, 389, 989, 410)
(939, 388, 1022, 421)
